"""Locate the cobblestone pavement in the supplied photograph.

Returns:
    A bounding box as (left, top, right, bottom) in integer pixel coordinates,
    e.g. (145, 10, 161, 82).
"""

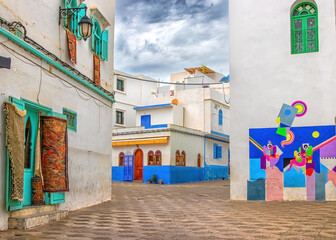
(2, 180, 336, 239)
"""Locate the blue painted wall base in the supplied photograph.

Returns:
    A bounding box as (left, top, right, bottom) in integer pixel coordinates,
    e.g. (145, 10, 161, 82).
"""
(112, 165, 229, 184)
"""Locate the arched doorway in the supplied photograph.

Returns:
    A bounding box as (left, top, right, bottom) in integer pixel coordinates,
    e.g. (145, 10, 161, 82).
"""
(134, 149, 143, 181)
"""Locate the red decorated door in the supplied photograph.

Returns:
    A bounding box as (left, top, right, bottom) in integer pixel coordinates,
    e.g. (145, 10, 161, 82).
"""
(134, 149, 143, 181)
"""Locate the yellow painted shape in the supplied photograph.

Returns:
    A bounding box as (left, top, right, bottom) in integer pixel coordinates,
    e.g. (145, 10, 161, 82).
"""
(295, 104, 303, 114)
(276, 117, 280, 125)
(312, 131, 320, 138)
(112, 138, 168, 146)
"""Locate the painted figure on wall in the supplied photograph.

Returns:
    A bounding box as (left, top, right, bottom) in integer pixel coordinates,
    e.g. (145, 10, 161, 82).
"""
(248, 101, 336, 201)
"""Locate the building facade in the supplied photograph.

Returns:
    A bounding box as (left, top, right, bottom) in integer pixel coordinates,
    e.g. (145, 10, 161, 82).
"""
(230, 0, 336, 201)
(112, 67, 230, 184)
(0, 0, 115, 230)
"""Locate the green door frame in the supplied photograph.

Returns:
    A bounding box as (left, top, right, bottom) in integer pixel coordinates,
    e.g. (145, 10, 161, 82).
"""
(6, 97, 66, 211)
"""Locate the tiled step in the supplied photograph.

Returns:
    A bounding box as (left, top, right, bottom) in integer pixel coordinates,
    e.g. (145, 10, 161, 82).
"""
(10, 205, 56, 218)
(8, 206, 68, 230)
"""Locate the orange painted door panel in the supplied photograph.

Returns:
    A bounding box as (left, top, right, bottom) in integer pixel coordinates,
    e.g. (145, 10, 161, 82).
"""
(134, 149, 143, 180)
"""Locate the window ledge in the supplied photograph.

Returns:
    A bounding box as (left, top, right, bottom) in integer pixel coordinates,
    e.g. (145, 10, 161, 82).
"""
(115, 123, 126, 128)
(115, 90, 126, 95)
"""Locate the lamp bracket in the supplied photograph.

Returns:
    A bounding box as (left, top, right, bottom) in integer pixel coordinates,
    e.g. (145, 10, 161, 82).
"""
(59, 6, 87, 25)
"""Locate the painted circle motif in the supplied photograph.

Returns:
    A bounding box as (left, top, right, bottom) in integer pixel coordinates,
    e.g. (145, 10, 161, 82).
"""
(291, 101, 307, 117)
(312, 131, 320, 138)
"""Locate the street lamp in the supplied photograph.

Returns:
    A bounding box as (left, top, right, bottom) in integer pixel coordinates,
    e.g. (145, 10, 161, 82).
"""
(59, 6, 93, 41)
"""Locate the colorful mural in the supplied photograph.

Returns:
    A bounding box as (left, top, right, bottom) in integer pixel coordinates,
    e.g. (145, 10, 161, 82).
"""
(248, 101, 336, 201)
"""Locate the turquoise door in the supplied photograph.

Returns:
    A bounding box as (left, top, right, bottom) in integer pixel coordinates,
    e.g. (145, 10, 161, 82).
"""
(22, 107, 38, 206)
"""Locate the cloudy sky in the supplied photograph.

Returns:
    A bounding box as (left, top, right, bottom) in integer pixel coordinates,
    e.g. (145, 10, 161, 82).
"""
(114, 0, 229, 81)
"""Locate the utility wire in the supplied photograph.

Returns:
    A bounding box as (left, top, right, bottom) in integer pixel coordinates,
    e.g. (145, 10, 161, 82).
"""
(114, 73, 225, 85)
(0, 42, 112, 108)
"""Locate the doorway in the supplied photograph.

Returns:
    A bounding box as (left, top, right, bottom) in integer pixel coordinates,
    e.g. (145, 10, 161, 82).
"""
(134, 149, 143, 181)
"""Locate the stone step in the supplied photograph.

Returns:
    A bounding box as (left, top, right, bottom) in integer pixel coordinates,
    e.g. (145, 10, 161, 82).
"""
(8, 210, 68, 230)
(10, 205, 56, 218)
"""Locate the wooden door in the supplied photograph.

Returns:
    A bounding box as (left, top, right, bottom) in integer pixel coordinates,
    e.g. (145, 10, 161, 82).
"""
(134, 149, 143, 181)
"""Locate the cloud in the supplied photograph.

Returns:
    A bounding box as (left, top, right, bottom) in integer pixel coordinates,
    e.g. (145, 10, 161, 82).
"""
(114, 0, 229, 80)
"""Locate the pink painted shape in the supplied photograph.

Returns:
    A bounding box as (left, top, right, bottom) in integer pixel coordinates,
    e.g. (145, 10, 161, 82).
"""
(306, 171, 315, 201)
(266, 167, 283, 201)
(270, 158, 279, 168)
(320, 139, 336, 158)
(328, 170, 336, 187)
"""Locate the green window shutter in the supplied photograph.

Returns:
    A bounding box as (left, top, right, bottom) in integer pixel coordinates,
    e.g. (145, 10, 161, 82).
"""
(76, 4, 86, 39)
(91, 17, 96, 51)
(101, 30, 109, 60)
(6, 97, 25, 211)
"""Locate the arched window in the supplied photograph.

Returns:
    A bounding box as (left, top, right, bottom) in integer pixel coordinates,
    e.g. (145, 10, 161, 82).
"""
(155, 150, 162, 165)
(148, 151, 154, 165)
(197, 154, 201, 167)
(176, 150, 180, 166)
(218, 109, 223, 126)
(291, 2, 318, 54)
(119, 152, 124, 166)
(181, 151, 186, 166)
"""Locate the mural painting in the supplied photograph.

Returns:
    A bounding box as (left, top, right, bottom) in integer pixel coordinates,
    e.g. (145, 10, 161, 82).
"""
(248, 101, 336, 201)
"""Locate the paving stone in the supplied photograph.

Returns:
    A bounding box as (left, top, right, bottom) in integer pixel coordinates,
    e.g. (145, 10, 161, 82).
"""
(2, 180, 336, 239)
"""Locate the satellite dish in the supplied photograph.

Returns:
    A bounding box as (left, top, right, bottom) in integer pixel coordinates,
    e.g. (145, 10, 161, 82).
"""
(220, 74, 230, 83)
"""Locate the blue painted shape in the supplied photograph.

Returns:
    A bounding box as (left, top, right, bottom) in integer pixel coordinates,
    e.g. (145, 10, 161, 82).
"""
(280, 123, 290, 128)
(285, 109, 291, 116)
(143, 166, 205, 184)
(315, 171, 326, 201)
(205, 135, 229, 143)
(284, 167, 306, 187)
(249, 158, 266, 181)
(313, 149, 320, 173)
(112, 167, 124, 182)
(247, 178, 265, 201)
(204, 165, 229, 181)
(170, 166, 205, 184)
(134, 103, 171, 110)
(275, 158, 284, 172)
(141, 115, 151, 127)
(320, 164, 329, 184)
(143, 166, 171, 184)
(278, 104, 298, 127)
(218, 109, 223, 126)
(250, 126, 335, 160)
(210, 131, 230, 139)
(144, 124, 168, 129)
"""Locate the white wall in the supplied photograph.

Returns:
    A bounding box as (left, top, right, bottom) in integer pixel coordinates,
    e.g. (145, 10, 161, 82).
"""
(229, 0, 336, 200)
(135, 105, 184, 127)
(0, 0, 115, 230)
(205, 139, 229, 166)
(169, 130, 204, 166)
(113, 70, 159, 128)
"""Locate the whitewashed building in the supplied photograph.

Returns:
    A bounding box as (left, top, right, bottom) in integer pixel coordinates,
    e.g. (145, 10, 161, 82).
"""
(112, 67, 230, 184)
(230, 0, 336, 201)
(0, 0, 115, 230)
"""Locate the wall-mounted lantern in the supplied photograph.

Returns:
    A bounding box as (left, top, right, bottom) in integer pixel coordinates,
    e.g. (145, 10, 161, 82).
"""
(59, 6, 93, 41)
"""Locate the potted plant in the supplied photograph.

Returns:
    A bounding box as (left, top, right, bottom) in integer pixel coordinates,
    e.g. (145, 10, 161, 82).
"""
(152, 174, 157, 184)
(147, 179, 152, 184)
(158, 179, 163, 185)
